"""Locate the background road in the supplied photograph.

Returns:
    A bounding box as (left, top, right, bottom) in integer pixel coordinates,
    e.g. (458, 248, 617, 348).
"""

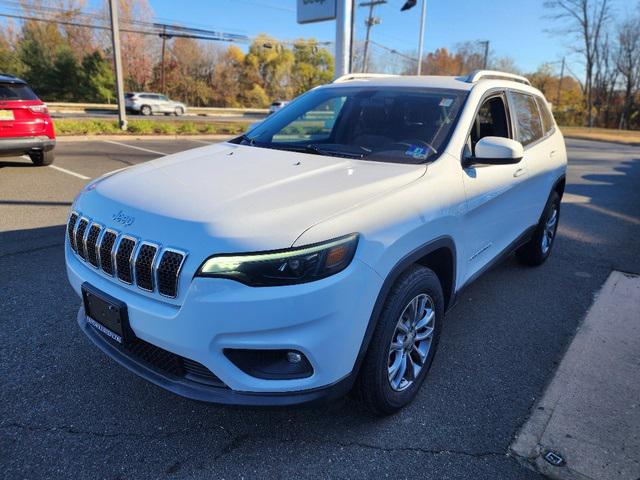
(1, 138, 639, 479)
(51, 111, 265, 123)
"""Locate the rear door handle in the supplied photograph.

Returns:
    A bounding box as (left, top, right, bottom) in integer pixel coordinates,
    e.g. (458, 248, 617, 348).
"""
(549, 150, 556, 157)
(513, 168, 526, 178)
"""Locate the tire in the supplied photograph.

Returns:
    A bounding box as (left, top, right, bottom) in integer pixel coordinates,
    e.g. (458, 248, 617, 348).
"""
(174, 107, 184, 116)
(29, 149, 55, 166)
(140, 105, 152, 116)
(355, 265, 444, 415)
(516, 191, 560, 266)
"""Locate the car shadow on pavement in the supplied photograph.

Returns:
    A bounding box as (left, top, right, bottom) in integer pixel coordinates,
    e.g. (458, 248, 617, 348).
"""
(2, 153, 639, 479)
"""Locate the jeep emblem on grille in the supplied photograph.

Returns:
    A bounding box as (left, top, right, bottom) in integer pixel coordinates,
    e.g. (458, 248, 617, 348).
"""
(112, 210, 135, 227)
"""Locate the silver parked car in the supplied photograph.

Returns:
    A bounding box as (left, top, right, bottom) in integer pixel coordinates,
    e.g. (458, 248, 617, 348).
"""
(125, 92, 187, 116)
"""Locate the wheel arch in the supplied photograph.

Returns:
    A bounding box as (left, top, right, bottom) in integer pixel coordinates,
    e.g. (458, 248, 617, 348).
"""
(552, 174, 566, 200)
(349, 236, 457, 383)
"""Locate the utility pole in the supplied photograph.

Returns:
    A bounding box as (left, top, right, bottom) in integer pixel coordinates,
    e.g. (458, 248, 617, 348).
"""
(416, 0, 426, 75)
(479, 40, 490, 69)
(108, 0, 127, 130)
(556, 57, 565, 110)
(335, 0, 353, 79)
(360, 0, 385, 73)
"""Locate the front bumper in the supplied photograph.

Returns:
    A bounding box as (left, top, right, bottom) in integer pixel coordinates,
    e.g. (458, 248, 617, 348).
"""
(0, 136, 55, 156)
(67, 245, 383, 404)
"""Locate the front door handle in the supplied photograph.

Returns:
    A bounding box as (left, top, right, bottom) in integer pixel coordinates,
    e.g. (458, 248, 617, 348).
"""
(549, 150, 556, 157)
(513, 168, 526, 178)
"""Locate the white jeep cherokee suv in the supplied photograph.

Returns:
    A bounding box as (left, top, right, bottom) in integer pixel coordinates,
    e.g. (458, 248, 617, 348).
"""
(66, 71, 567, 414)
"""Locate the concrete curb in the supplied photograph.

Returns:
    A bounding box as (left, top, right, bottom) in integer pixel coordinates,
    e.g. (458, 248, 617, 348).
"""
(510, 271, 640, 480)
(56, 134, 233, 142)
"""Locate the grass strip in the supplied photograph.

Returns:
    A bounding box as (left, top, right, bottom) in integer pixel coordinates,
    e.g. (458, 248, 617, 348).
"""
(53, 118, 249, 136)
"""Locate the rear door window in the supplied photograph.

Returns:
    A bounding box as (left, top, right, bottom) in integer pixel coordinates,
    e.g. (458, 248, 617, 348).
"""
(0, 83, 39, 101)
(508, 91, 543, 146)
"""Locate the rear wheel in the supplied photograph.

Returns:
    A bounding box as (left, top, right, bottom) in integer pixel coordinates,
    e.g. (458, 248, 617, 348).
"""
(355, 265, 443, 415)
(140, 105, 152, 116)
(29, 149, 54, 166)
(516, 191, 560, 266)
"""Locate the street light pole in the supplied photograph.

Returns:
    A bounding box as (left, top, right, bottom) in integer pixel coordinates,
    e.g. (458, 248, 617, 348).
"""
(416, 0, 426, 75)
(160, 25, 167, 95)
(108, 0, 127, 130)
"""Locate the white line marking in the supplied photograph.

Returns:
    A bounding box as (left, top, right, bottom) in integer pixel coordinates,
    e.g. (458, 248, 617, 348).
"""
(187, 139, 214, 145)
(102, 140, 167, 156)
(48, 164, 90, 180)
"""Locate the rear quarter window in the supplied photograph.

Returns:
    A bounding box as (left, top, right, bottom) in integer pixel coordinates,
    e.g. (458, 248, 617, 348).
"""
(0, 82, 39, 101)
(508, 91, 543, 146)
(536, 96, 555, 134)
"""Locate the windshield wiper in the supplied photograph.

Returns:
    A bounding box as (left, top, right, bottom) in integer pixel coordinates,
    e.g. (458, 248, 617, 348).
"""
(277, 143, 364, 159)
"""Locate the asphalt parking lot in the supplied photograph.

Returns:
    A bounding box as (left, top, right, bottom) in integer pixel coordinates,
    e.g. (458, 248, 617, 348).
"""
(1, 137, 639, 479)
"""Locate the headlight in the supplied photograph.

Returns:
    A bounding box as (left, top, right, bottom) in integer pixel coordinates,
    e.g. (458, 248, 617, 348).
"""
(196, 234, 359, 286)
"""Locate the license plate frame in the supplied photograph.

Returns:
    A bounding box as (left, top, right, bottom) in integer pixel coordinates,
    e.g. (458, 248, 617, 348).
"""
(81, 283, 132, 344)
(0, 109, 14, 121)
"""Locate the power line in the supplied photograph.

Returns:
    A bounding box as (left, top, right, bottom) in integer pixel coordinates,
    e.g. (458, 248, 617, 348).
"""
(0, 12, 249, 43)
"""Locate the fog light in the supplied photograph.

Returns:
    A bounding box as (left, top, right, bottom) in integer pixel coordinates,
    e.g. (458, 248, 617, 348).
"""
(224, 348, 313, 379)
(287, 351, 302, 363)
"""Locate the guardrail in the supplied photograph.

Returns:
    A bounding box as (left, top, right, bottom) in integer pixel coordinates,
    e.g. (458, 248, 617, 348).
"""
(47, 102, 269, 117)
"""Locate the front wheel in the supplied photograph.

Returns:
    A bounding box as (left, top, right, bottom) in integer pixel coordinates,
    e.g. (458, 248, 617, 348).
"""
(516, 191, 560, 266)
(174, 107, 184, 116)
(29, 149, 55, 166)
(355, 265, 443, 415)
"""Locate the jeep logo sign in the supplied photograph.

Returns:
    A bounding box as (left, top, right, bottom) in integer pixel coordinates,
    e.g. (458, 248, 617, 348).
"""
(297, 0, 336, 24)
(112, 210, 135, 227)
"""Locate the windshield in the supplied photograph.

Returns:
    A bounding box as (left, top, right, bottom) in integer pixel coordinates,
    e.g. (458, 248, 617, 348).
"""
(234, 86, 467, 163)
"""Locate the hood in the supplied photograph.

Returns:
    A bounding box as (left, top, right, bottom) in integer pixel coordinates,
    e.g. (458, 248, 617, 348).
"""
(75, 143, 426, 253)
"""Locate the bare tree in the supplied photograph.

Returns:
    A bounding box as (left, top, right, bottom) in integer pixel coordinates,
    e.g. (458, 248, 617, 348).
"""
(545, 0, 612, 127)
(615, 15, 640, 129)
(593, 32, 618, 127)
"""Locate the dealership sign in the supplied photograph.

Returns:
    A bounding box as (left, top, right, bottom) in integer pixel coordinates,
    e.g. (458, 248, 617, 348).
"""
(297, 0, 337, 24)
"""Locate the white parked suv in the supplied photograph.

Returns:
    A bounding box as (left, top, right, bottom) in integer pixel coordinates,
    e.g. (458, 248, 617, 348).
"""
(66, 71, 566, 414)
(125, 92, 187, 116)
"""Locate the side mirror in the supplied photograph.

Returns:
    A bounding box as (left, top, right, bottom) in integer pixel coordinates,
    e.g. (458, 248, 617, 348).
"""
(463, 136, 524, 167)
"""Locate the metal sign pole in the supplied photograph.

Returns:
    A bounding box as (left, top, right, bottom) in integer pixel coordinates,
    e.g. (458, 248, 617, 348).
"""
(335, 0, 352, 79)
(108, 0, 127, 130)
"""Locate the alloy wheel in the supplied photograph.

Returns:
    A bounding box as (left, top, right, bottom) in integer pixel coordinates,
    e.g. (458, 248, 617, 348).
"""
(387, 293, 436, 391)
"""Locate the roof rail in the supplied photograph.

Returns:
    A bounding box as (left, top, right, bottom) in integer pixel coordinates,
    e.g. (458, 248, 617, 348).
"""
(0, 72, 16, 78)
(333, 73, 399, 83)
(465, 70, 531, 86)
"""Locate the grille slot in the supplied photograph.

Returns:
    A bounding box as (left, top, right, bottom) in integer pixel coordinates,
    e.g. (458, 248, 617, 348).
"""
(99, 230, 117, 276)
(94, 326, 227, 387)
(157, 250, 186, 298)
(75, 218, 89, 259)
(183, 358, 226, 387)
(85, 224, 102, 268)
(116, 237, 136, 284)
(67, 213, 78, 252)
(135, 243, 158, 291)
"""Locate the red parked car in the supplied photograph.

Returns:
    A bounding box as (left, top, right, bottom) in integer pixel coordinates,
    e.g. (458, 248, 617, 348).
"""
(0, 73, 55, 166)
